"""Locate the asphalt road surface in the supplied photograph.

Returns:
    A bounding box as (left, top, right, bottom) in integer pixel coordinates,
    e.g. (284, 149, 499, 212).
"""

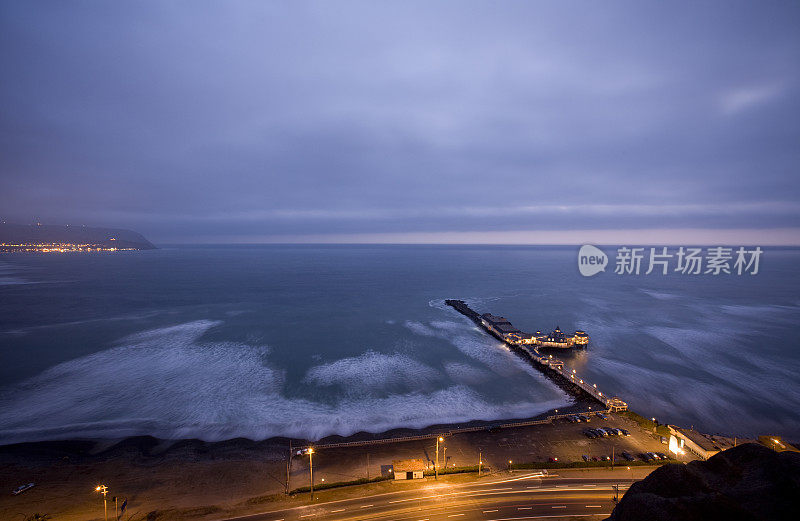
(220, 472, 632, 521)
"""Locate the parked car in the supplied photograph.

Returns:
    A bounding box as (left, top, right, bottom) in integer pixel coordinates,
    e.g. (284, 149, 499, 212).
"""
(660, 436, 669, 444)
(595, 412, 608, 420)
(621, 451, 635, 461)
(548, 457, 559, 462)
(656, 452, 669, 460)
(584, 429, 596, 439)
(582, 454, 590, 461)
(591, 456, 599, 461)
(600, 455, 611, 461)
(620, 428, 631, 437)
(641, 452, 655, 462)
(579, 414, 591, 422)
(12, 483, 34, 495)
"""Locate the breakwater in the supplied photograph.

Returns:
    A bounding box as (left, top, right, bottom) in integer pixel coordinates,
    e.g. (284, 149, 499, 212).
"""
(445, 299, 622, 410)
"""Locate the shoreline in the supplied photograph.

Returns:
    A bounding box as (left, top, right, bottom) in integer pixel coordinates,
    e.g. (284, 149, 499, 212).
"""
(0, 397, 599, 459)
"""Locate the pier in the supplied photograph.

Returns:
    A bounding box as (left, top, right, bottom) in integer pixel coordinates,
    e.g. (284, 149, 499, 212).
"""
(445, 299, 626, 411)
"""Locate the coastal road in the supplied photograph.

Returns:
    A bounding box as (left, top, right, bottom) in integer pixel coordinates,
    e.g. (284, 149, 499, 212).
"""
(219, 473, 630, 521)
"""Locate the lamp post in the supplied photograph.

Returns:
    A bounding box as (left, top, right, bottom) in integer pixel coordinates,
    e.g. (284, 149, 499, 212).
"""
(478, 451, 482, 477)
(95, 485, 108, 521)
(306, 448, 315, 501)
(435, 437, 443, 480)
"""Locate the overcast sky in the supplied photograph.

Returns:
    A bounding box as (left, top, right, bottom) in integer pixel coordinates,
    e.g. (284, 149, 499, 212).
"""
(1, 1, 799, 244)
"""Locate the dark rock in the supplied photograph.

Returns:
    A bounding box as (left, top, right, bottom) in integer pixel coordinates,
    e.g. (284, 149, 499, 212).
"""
(606, 443, 800, 521)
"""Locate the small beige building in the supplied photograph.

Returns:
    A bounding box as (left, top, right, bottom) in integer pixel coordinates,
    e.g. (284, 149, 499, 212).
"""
(392, 458, 425, 480)
(669, 426, 724, 460)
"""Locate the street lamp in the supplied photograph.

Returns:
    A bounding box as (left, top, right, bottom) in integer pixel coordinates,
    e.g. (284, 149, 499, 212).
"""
(435, 437, 444, 480)
(306, 448, 315, 501)
(508, 459, 513, 471)
(95, 485, 108, 521)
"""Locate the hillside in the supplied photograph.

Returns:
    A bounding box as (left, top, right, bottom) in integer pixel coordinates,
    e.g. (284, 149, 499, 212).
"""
(0, 223, 156, 250)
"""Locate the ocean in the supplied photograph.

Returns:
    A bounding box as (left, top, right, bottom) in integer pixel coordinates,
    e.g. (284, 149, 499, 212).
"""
(1, 244, 798, 444)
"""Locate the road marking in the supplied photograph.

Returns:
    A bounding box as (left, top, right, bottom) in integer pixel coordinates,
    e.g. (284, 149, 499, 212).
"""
(483, 509, 498, 513)
(583, 484, 597, 487)
(586, 505, 602, 508)
(518, 507, 532, 510)
(447, 514, 465, 518)
(552, 505, 566, 508)
(359, 504, 373, 508)
(388, 487, 513, 504)
(486, 512, 611, 521)
(300, 515, 314, 518)
(330, 508, 345, 513)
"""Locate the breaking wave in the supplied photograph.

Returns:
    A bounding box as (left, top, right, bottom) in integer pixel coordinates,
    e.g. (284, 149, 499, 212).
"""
(0, 320, 569, 444)
(304, 351, 440, 394)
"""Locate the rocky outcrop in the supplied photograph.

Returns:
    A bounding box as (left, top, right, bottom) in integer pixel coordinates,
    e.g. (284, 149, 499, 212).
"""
(606, 443, 799, 521)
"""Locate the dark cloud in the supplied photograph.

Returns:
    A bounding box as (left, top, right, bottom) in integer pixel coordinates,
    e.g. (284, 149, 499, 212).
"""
(1, 1, 799, 242)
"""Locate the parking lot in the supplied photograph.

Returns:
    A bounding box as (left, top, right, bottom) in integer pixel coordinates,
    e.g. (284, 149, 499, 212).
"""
(291, 411, 688, 486)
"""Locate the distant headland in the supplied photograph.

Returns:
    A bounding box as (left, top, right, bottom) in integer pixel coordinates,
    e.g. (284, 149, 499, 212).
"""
(0, 222, 156, 252)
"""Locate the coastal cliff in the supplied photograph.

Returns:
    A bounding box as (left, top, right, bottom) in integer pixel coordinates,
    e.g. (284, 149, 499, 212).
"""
(0, 223, 156, 250)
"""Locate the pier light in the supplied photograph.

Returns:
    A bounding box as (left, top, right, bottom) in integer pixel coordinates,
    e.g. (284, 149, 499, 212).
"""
(593, 384, 597, 388)
(599, 392, 602, 396)
(579, 379, 583, 384)
(572, 369, 576, 373)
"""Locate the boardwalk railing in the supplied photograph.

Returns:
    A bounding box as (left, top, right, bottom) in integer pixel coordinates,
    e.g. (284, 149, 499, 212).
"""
(311, 409, 602, 450)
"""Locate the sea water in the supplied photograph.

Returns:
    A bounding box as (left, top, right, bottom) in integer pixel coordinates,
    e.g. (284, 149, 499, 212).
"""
(0, 245, 798, 443)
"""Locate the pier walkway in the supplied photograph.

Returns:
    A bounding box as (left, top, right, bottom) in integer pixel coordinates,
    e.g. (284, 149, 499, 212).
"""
(445, 299, 628, 413)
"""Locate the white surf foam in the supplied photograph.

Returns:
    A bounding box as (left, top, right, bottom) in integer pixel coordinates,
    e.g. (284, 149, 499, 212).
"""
(304, 351, 440, 394)
(0, 320, 571, 444)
